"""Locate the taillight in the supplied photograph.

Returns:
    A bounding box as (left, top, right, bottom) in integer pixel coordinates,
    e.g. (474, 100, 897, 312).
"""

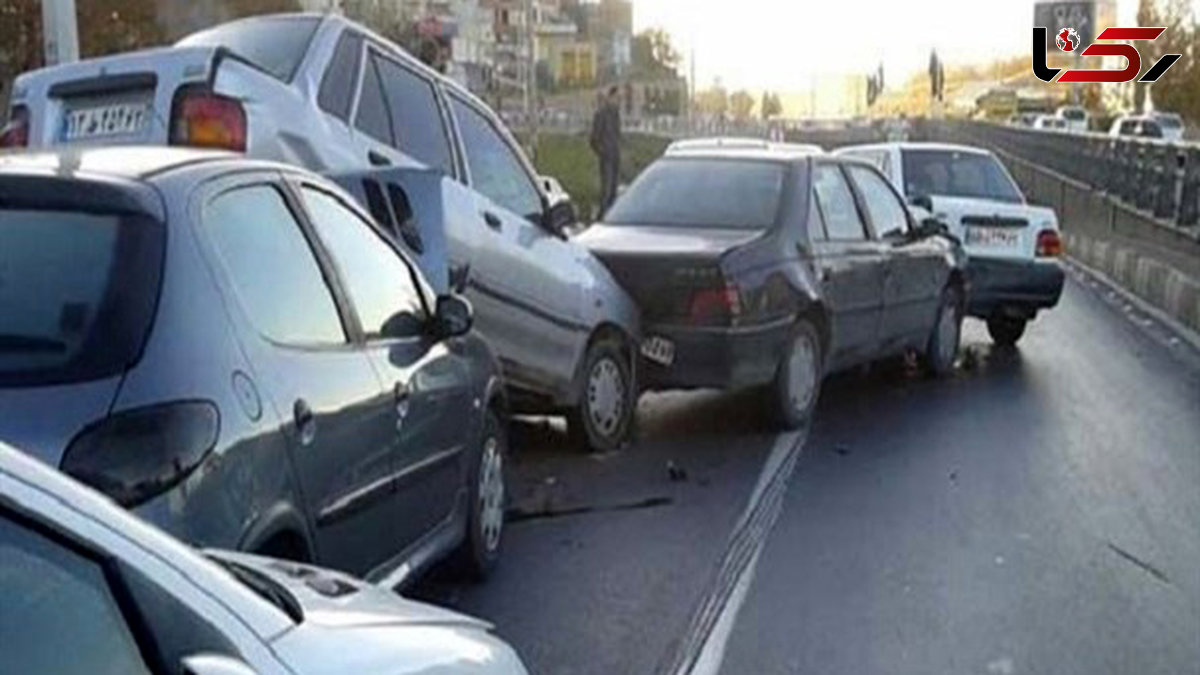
(61, 401, 220, 507)
(0, 105, 30, 149)
(1036, 229, 1063, 258)
(689, 283, 742, 325)
(170, 87, 247, 152)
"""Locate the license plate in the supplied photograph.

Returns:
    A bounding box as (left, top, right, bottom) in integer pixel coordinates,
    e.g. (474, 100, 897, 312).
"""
(61, 102, 151, 142)
(965, 226, 1020, 248)
(641, 336, 676, 367)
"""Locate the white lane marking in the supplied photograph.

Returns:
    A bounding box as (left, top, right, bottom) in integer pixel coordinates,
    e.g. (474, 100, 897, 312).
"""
(678, 430, 804, 675)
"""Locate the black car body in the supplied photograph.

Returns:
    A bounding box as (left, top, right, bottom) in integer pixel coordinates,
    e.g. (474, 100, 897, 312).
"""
(579, 146, 967, 424)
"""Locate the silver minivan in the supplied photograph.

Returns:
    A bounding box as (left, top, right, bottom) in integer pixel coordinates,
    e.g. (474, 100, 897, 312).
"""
(3, 13, 641, 451)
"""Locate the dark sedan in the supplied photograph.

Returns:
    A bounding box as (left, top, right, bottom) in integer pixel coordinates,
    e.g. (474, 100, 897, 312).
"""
(579, 145, 967, 428)
(0, 147, 508, 586)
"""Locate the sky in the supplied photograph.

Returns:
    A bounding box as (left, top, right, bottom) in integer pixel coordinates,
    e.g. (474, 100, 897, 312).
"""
(631, 0, 1191, 92)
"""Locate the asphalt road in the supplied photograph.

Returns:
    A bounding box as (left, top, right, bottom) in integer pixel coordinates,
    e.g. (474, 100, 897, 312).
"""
(414, 269, 1200, 675)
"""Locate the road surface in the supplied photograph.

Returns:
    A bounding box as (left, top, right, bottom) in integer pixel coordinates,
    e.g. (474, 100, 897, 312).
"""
(413, 268, 1200, 675)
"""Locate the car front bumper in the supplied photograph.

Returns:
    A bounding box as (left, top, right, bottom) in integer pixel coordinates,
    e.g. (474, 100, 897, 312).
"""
(640, 317, 793, 392)
(966, 257, 1065, 318)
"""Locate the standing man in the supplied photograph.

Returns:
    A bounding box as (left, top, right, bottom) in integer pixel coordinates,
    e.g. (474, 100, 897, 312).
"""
(590, 85, 622, 217)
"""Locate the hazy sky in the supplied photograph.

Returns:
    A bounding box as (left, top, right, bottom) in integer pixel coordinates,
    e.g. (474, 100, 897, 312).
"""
(632, 0, 1189, 91)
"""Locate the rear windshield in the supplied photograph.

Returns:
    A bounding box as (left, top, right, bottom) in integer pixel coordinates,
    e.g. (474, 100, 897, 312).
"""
(0, 208, 163, 387)
(902, 150, 1023, 204)
(605, 158, 785, 229)
(178, 16, 321, 82)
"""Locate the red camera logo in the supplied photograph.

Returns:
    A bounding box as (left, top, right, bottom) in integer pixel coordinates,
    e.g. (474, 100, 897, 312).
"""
(1033, 26, 1182, 83)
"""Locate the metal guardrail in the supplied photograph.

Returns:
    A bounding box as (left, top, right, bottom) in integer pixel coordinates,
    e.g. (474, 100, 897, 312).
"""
(926, 120, 1200, 230)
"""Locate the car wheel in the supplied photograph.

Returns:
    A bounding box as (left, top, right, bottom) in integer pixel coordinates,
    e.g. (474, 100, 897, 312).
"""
(925, 286, 963, 376)
(771, 320, 822, 430)
(451, 410, 506, 580)
(987, 316, 1027, 347)
(568, 337, 634, 453)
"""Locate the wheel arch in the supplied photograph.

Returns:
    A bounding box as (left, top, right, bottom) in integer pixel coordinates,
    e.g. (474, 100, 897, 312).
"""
(565, 322, 637, 407)
(238, 502, 316, 563)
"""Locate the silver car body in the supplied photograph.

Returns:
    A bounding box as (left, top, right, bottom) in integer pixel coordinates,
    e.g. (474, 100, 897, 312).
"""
(0, 442, 528, 674)
(7, 13, 640, 411)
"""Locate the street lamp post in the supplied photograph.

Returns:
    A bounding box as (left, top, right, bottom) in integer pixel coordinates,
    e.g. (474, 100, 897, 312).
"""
(41, 0, 80, 66)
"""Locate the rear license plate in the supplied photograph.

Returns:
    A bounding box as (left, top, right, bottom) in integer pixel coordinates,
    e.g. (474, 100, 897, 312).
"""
(61, 102, 151, 142)
(641, 336, 676, 367)
(965, 226, 1020, 248)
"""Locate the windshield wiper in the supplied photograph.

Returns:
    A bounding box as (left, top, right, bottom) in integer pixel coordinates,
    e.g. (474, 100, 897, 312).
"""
(0, 334, 67, 354)
(208, 555, 304, 623)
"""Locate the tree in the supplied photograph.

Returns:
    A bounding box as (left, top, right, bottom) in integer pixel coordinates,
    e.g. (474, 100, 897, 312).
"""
(631, 28, 681, 79)
(729, 90, 755, 122)
(695, 81, 728, 117)
(1146, 0, 1198, 124)
(761, 91, 782, 120)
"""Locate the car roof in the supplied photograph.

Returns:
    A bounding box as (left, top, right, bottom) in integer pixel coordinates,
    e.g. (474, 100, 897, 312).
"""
(665, 138, 824, 162)
(0, 146, 303, 183)
(835, 142, 993, 156)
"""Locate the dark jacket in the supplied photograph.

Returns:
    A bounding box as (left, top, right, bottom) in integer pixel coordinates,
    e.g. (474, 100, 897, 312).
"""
(590, 102, 621, 157)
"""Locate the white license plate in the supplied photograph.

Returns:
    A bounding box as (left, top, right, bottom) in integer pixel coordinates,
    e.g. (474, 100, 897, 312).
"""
(62, 103, 150, 142)
(966, 226, 1020, 248)
(641, 336, 676, 367)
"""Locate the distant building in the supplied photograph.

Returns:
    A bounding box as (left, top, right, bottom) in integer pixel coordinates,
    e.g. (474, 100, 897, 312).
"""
(562, 0, 631, 83)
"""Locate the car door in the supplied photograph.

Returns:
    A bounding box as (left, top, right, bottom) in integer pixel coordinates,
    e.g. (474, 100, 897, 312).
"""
(445, 91, 587, 397)
(809, 161, 888, 369)
(295, 182, 471, 558)
(198, 179, 399, 577)
(846, 164, 945, 351)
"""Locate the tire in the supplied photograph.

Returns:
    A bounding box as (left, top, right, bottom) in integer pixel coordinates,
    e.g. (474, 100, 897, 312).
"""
(567, 337, 635, 453)
(987, 316, 1027, 347)
(925, 286, 963, 376)
(451, 410, 506, 581)
(770, 320, 822, 430)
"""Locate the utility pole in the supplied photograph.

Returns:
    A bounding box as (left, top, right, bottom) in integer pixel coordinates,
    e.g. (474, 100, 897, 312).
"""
(525, 0, 539, 160)
(42, 0, 80, 66)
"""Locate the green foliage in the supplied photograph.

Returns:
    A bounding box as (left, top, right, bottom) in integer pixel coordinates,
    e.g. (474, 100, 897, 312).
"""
(760, 91, 782, 120)
(527, 132, 670, 221)
(729, 90, 754, 121)
(631, 28, 681, 79)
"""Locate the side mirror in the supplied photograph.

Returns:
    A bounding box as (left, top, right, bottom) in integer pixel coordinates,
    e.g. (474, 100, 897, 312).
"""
(543, 199, 578, 237)
(433, 294, 473, 338)
(916, 217, 949, 239)
(910, 194, 933, 211)
(182, 654, 261, 675)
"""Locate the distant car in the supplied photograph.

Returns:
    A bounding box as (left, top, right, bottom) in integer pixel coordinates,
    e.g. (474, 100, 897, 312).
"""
(1055, 105, 1089, 132)
(579, 144, 967, 428)
(835, 142, 1064, 345)
(1032, 114, 1069, 131)
(1150, 112, 1185, 143)
(0, 442, 530, 675)
(1108, 115, 1165, 139)
(0, 147, 509, 587)
(3, 11, 642, 451)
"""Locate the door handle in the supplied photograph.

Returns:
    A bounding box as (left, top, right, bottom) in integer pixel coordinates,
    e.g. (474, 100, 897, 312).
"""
(483, 211, 502, 230)
(368, 150, 392, 167)
(394, 382, 411, 432)
(293, 399, 316, 447)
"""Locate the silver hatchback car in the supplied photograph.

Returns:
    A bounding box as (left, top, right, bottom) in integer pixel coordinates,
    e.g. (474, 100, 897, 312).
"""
(0, 147, 508, 588)
(0, 441, 529, 674)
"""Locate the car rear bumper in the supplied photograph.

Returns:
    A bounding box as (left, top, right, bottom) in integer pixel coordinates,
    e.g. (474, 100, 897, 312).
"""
(641, 317, 792, 391)
(967, 257, 1065, 318)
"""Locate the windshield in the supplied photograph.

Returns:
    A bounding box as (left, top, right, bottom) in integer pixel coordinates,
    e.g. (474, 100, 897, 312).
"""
(1155, 115, 1182, 129)
(902, 149, 1023, 203)
(0, 208, 163, 387)
(605, 158, 785, 229)
(178, 16, 320, 82)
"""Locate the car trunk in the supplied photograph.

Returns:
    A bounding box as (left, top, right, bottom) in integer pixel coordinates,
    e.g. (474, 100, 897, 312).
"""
(578, 224, 762, 324)
(928, 196, 1054, 261)
(15, 46, 221, 149)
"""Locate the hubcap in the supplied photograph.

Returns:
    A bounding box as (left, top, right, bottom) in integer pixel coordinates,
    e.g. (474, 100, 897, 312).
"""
(477, 437, 504, 553)
(786, 333, 817, 413)
(938, 301, 959, 364)
(587, 357, 625, 438)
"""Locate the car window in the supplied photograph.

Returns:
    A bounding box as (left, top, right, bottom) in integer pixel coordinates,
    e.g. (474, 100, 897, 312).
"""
(807, 188, 827, 242)
(449, 95, 543, 220)
(178, 15, 320, 82)
(0, 207, 163, 387)
(300, 187, 427, 339)
(206, 185, 346, 345)
(372, 53, 454, 175)
(0, 515, 152, 675)
(355, 57, 392, 146)
(812, 164, 867, 240)
(318, 30, 364, 122)
(1120, 120, 1136, 135)
(848, 165, 909, 238)
(605, 158, 785, 230)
